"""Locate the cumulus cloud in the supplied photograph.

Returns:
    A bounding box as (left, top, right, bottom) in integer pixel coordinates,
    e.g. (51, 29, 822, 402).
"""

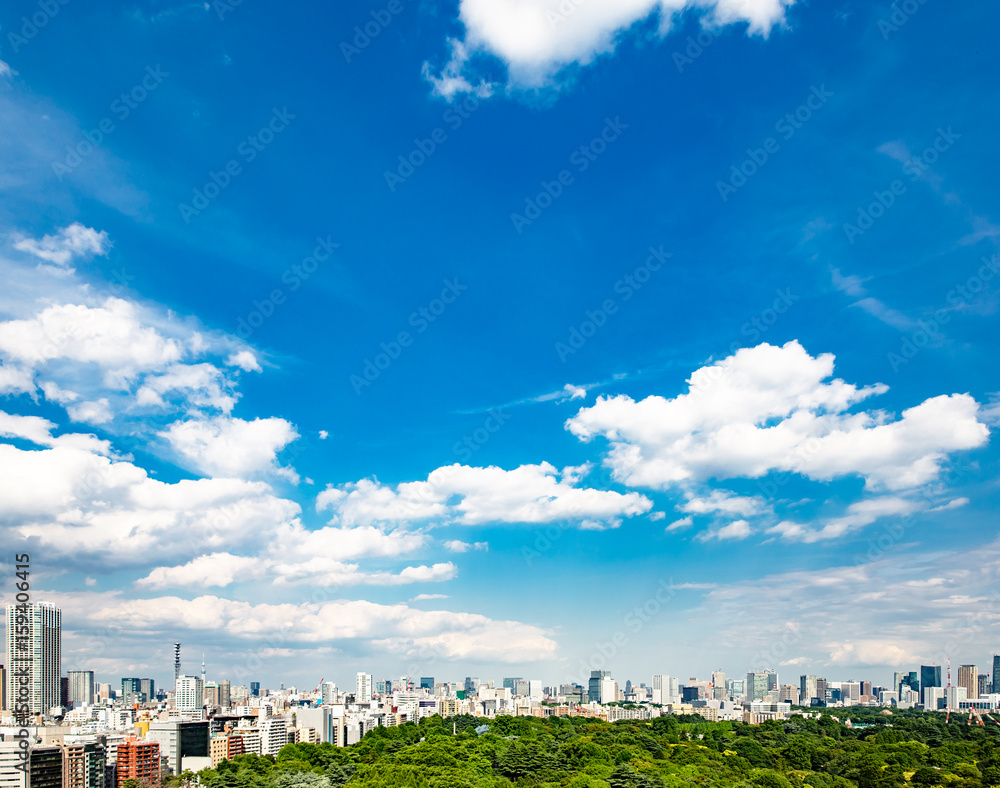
(136, 553, 458, 590)
(443, 540, 489, 553)
(425, 0, 795, 95)
(681, 490, 768, 517)
(318, 461, 652, 529)
(160, 415, 299, 480)
(567, 341, 989, 493)
(768, 497, 918, 543)
(12, 223, 110, 272)
(47, 591, 558, 664)
(697, 519, 752, 541)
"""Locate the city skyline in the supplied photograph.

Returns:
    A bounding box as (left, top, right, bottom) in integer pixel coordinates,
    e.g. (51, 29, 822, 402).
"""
(1, 0, 999, 687)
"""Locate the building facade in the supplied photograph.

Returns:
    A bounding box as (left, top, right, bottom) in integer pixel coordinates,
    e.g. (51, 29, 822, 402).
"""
(5, 603, 61, 715)
(115, 738, 160, 788)
(67, 670, 95, 707)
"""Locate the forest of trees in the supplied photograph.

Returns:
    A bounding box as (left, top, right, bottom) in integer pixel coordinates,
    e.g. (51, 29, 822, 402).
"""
(169, 708, 1000, 788)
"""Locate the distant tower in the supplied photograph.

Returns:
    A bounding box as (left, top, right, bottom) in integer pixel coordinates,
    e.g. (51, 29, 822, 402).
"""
(173, 643, 181, 682)
(201, 653, 206, 685)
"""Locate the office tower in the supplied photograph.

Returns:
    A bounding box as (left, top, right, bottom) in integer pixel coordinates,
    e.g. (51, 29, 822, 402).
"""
(514, 679, 530, 697)
(528, 680, 543, 699)
(712, 670, 727, 700)
(67, 670, 95, 706)
(980, 674, 991, 697)
(175, 675, 204, 713)
(958, 665, 978, 699)
(921, 665, 942, 693)
(746, 671, 770, 701)
(148, 720, 210, 775)
(860, 681, 872, 698)
(503, 677, 523, 691)
(906, 671, 919, 692)
(356, 672, 373, 703)
(205, 682, 220, 707)
(115, 739, 160, 788)
(250, 681, 260, 697)
(420, 677, 434, 690)
(321, 682, 338, 704)
(599, 677, 619, 704)
(589, 670, 612, 703)
(994, 656, 1000, 694)
(61, 676, 70, 707)
(766, 670, 779, 692)
(0, 663, 5, 711)
(780, 685, 800, 705)
(815, 678, 828, 703)
(6, 603, 62, 714)
(842, 681, 860, 702)
(463, 676, 480, 695)
(139, 678, 155, 703)
(651, 674, 669, 704)
(96, 683, 111, 703)
(64, 739, 106, 788)
(924, 686, 945, 709)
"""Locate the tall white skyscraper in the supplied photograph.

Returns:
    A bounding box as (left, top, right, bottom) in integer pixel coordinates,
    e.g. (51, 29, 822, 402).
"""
(5, 602, 61, 714)
(356, 672, 372, 703)
(651, 674, 678, 705)
(175, 674, 204, 713)
(321, 682, 338, 704)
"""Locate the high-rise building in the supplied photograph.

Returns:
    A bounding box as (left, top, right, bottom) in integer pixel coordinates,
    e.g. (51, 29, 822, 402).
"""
(420, 677, 434, 690)
(219, 679, 231, 708)
(993, 656, 1000, 694)
(95, 683, 111, 703)
(5, 602, 61, 714)
(779, 685, 800, 705)
(979, 674, 991, 697)
(0, 663, 6, 711)
(64, 739, 106, 788)
(67, 670, 95, 706)
(175, 675, 204, 713)
(61, 676, 70, 708)
(115, 738, 160, 788)
(121, 678, 142, 703)
(205, 682, 220, 707)
(746, 671, 772, 701)
(958, 665, 978, 699)
(712, 670, 727, 700)
(921, 665, 942, 694)
(321, 682, 338, 704)
(599, 677, 619, 704)
(148, 720, 210, 775)
(0, 741, 27, 788)
(502, 677, 523, 691)
(356, 672, 373, 703)
(815, 678, 828, 703)
(589, 670, 611, 703)
(250, 681, 260, 697)
(139, 678, 155, 703)
(463, 677, 480, 695)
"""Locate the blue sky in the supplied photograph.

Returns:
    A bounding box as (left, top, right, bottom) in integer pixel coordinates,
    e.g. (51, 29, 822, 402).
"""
(1, 0, 999, 693)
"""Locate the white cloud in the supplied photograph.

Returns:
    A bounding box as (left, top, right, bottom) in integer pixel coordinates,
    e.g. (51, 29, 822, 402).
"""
(767, 496, 917, 543)
(665, 515, 693, 532)
(567, 341, 989, 493)
(318, 430, 329, 440)
(136, 553, 458, 590)
(0, 59, 12, 80)
(318, 461, 652, 529)
(412, 593, 450, 601)
(681, 490, 768, 517)
(66, 398, 113, 425)
(929, 497, 969, 512)
(225, 350, 261, 372)
(12, 223, 110, 271)
(135, 363, 237, 413)
(425, 0, 794, 95)
(698, 519, 752, 541)
(160, 415, 299, 480)
(0, 363, 34, 395)
(443, 540, 489, 553)
(48, 591, 558, 664)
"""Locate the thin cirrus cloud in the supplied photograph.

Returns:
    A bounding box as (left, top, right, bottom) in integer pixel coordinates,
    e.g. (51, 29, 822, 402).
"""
(424, 0, 795, 97)
(12, 222, 110, 272)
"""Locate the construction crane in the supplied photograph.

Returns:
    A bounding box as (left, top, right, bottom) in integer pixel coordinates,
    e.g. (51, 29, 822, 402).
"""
(314, 678, 325, 694)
